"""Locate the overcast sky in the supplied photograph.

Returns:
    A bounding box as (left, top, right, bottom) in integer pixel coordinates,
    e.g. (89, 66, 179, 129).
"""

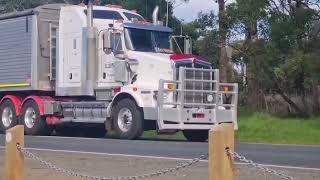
(173, 0, 218, 22)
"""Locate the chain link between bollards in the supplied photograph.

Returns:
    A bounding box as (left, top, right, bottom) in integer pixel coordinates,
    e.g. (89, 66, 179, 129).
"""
(226, 148, 295, 180)
(17, 144, 207, 180)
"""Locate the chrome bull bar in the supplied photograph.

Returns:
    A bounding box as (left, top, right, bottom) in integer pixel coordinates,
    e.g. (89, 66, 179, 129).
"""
(157, 67, 238, 130)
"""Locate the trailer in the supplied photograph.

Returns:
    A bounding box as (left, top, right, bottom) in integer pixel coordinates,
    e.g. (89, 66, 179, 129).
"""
(0, 2, 238, 141)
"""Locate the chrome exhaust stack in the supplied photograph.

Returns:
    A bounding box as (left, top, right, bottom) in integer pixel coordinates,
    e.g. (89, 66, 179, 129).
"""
(85, 0, 97, 95)
(87, 0, 93, 27)
(152, 6, 159, 25)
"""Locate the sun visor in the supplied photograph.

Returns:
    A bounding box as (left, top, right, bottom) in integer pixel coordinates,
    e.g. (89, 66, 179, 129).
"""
(123, 23, 173, 33)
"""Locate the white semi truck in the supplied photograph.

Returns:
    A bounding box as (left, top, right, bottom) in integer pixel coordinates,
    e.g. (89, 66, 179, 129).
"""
(0, 2, 238, 141)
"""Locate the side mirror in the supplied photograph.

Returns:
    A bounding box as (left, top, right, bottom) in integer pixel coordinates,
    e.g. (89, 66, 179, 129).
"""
(103, 31, 112, 51)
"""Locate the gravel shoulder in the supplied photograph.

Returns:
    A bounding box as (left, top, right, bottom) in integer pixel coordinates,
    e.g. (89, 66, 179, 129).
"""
(0, 150, 319, 180)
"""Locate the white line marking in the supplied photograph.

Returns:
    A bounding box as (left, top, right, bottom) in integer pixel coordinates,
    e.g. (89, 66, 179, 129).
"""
(27, 135, 107, 141)
(240, 142, 320, 148)
(1, 146, 320, 171)
(235, 162, 320, 171)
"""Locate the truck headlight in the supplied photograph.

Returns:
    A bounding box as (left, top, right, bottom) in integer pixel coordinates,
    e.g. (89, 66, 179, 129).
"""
(207, 94, 214, 102)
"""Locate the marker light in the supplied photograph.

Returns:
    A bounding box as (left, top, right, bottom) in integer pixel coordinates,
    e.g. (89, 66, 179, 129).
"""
(224, 86, 230, 92)
(167, 83, 175, 90)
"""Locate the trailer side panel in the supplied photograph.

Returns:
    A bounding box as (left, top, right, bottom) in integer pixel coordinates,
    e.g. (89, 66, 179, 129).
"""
(0, 16, 33, 88)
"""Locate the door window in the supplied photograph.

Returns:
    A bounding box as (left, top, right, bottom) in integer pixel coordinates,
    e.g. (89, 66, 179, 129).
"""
(111, 33, 123, 55)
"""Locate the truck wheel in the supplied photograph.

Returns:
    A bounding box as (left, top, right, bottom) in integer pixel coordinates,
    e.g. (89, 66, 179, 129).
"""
(183, 130, 208, 142)
(21, 100, 52, 135)
(0, 100, 18, 133)
(112, 99, 143, 140)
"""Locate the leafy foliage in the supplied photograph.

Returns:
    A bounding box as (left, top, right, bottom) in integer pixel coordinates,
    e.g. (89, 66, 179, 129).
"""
(226, 0, 320, 114)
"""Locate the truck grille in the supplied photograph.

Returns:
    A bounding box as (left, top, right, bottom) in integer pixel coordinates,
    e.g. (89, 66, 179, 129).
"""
(175, 65, 218, 107)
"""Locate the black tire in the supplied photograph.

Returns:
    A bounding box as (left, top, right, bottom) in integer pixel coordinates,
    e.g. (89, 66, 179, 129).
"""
(183, 130, 208, 142)
(0, 100, 19, 133)
(112, 99, 144, 140)
(21, 100, 53, 135)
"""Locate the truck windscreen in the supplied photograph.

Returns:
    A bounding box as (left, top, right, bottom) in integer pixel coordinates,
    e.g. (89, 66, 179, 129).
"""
(123, 12, 144, 21)
(125, 28, 171, 53)
(84, 10, 124, 20)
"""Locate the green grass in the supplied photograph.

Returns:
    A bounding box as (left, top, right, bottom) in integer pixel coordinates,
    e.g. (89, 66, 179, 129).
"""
(236, 112, 320, 145)
(143, 112, 320, 145)
(143, 131, 185, 140)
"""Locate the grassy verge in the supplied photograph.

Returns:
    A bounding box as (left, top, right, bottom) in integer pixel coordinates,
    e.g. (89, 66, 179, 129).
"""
(143, 112, 320, 145)
(236, 112, 320, 145)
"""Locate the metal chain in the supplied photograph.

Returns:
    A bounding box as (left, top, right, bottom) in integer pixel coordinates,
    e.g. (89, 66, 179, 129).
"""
(17, 144, 207, 180)
(226, 149, 294, 180)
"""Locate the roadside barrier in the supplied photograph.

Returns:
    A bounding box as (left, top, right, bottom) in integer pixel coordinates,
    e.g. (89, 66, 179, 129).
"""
(4, 124, 295, 180)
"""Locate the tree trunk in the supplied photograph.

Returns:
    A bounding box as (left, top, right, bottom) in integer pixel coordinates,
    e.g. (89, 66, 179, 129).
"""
(245, 21, 264, 110)
(312, 81, 320, 113)
(276, 85, 304, 114)
(218, 0, 230, 83)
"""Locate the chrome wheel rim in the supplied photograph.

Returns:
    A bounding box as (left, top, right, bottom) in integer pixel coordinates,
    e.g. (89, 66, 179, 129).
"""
(117, 108, 133, 132)
(24, 107, 36, 129)
(2, 107, 13, 128)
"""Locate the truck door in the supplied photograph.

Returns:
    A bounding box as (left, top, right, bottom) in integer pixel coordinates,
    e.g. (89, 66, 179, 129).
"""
(98, 32, 123, 85)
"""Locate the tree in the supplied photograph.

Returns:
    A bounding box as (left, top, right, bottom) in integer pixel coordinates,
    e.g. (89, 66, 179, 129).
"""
(191, 11, 220, 65)
(267, 0, 320, 114)
(216, 0, 232, 83)
(227, 0, 269, 110)
(227, 0, 320, 114)
(0, 0, 83, 13)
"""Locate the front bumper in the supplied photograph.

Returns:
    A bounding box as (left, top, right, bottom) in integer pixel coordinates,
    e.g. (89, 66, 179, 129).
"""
(153, 67, 238, 130)
(144, 106, 237, 130)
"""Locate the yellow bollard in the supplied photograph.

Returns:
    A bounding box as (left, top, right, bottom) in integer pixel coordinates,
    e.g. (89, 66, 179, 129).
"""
(209, 123, 235, 180)
(5, 125, 24, 180)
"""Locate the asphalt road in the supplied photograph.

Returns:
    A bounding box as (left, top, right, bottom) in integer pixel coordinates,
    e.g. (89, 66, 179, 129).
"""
(0, 134, 319, 169)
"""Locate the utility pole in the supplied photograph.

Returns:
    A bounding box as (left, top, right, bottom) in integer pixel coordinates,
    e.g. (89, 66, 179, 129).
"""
(26, 0, 30, 9)
(145, 0, 148, 18)
(166, 0, 169, 26)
